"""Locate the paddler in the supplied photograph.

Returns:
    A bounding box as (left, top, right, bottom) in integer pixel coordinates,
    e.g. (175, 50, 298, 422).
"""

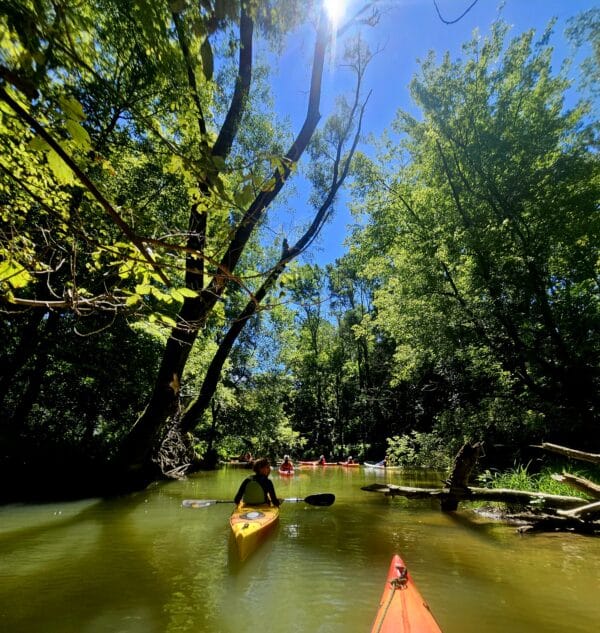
(234, 457, 281, 507)
(280, 454, 294, 472)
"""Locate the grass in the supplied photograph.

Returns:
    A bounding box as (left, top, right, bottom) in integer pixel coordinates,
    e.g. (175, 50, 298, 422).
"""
(477, 462, 592, 499)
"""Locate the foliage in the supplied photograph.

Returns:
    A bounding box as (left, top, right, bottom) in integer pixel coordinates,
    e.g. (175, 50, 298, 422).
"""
(386, 431, 451, 469)
(2, 4, 598, 497)
(477, 463, 590, 499)
(350, 17, 600, 451)
(211, 372, 305, 458)
(1, 0, 374, 489)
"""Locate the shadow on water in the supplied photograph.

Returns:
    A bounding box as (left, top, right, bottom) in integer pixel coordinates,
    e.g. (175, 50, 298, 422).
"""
(0, 488, 172, 633)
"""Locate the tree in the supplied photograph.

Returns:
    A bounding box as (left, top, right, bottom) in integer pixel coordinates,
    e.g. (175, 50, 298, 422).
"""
(351, 18, 599, 450)
(1, 1, 374, 492)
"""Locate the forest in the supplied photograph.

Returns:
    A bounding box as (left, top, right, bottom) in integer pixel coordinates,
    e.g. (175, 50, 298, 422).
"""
(1, 0, 598, 503)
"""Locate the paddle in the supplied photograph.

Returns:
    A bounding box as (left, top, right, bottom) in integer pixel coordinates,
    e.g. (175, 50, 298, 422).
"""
(182, 493, 335, 509)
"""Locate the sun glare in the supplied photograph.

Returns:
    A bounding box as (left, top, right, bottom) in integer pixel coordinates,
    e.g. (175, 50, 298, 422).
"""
(324, 0, 346, 25)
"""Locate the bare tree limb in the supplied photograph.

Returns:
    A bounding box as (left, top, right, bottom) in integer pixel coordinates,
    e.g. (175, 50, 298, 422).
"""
(551, 473, 600, 499)
(534, 442, 600, 464)
(557, 500, 600, 520)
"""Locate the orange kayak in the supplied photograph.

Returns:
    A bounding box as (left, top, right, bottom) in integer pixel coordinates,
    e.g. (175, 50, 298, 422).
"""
(370, 554, 442, 633)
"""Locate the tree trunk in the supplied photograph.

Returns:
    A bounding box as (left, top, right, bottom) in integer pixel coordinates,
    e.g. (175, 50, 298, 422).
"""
(115, 9, 331, 487)
(441, 441, 482, 511)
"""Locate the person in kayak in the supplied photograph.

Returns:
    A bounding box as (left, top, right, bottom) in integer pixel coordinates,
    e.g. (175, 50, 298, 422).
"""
(318, 454, 326, 465)
(280, 455, 294, 472)
(234, 457, 281, 506)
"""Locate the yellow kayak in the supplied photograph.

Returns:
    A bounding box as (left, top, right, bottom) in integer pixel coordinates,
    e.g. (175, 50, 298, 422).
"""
(229, 503, 279, 561)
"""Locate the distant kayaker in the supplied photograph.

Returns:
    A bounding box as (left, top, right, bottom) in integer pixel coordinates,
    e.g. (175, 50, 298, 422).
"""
(347, 456, 355, 464)
(318, 454, 326, 465)
(234, 457, 281, 507)
(280, 455, 294, 472)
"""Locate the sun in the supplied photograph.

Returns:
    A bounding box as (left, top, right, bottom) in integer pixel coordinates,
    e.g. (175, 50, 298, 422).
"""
(324, 0, 346, 25)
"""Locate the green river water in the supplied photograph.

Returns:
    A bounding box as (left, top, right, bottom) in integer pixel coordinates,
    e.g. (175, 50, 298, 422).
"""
(1, 465, 598, 632)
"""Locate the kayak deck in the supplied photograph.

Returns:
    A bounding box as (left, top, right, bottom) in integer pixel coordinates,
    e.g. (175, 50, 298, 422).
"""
(229, 503, 279, 561)
(371, 554, 442, 633)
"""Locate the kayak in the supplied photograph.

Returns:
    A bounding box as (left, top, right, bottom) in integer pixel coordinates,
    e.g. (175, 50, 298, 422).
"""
(364, 462, 402, 469)
(279, 467, 295, 476)
(370, 554, 442, 633)
(299, 460, 336, 466)
(229, 503, 279, 561)
(338, 461, 360, 467)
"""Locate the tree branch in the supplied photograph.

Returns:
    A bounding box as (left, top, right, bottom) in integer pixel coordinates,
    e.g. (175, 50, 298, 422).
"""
(180, 44, 370, 432)
(212, 2, 253, 159)
(0, 87, 169, 286)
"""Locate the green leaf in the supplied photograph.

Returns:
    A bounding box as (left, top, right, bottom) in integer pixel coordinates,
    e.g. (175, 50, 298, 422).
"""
(159, 314, 177, 327)
(66, 119, 92, 151)
(28, 136, 50, 151)
(59, 96, 86, 122)
(47, 150, 75, 185)
(177, 287, 199, 298)
(200, 37, 214, 81)
(0, 260, 33, 289)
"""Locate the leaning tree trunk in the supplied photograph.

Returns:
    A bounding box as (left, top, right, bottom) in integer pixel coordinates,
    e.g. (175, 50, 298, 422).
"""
(114, 8, 331, 488)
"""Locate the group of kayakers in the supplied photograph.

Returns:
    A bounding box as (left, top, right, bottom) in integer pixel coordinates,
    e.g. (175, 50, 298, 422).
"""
(234, 452, 389, 507)
(229, 454, 440, 631)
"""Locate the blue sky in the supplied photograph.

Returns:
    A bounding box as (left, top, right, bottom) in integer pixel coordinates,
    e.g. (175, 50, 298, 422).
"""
(262, 0, 597, 268)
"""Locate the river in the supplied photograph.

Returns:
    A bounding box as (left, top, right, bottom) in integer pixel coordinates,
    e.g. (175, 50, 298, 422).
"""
(1, 465, 598, 632)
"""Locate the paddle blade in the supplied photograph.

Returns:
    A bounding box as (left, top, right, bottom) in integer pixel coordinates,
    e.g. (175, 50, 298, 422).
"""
(182, 499, 220, 508)
(304, 493, 335, 506)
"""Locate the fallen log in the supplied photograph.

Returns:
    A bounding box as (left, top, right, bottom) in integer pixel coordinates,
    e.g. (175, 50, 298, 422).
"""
(557, 500, 600, 520)
(551, 472, 600, 499)
(361, 483, 586, 510)
(533, 442, 600, 465)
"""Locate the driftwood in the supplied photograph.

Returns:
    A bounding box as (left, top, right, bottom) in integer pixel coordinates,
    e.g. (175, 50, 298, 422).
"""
(551, 472, 600, 499)
(533, 442, 600, 465)
(361, 483, 585, 510)
(363, 441, 600, 536)
(557, 500, 600, 520)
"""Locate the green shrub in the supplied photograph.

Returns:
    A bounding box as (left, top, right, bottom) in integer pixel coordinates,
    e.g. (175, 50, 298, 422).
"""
(386, 431, 451, 468)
